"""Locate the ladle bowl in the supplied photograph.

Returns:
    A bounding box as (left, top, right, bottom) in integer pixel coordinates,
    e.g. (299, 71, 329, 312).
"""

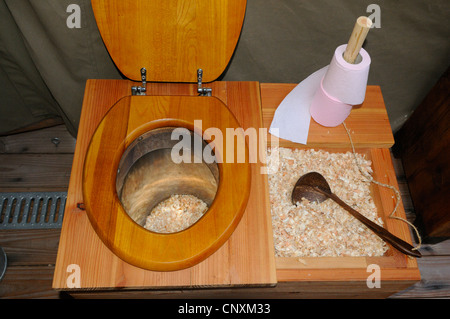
(291, 172, 421, 258)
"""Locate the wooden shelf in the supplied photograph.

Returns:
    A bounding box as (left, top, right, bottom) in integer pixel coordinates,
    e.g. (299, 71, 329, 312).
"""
(261, 83, 395, 148)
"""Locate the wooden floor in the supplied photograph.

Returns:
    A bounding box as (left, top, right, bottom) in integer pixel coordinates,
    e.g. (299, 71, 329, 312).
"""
(0, 124, 449, 299)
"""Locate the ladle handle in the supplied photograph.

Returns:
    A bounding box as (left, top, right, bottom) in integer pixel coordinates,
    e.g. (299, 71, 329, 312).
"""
(325, 191, 421, 258)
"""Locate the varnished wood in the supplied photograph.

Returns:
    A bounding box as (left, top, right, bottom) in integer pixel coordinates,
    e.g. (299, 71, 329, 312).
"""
(83, 95, 252, 271)
(260, 84, 395, 148)
(3, 85, 446, 298)
(52, 80, 419, 296)
(91, 0, 247, 82)
(53, 80, 277, 289)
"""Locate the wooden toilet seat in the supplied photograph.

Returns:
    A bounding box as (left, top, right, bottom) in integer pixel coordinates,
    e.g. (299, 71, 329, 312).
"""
(84, 0, 250, 271)
(83, 95, 251, 271)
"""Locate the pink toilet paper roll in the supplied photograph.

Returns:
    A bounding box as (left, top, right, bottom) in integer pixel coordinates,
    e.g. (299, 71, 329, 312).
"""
(322, 44, 371, 105)
(310, 44, 371, 127)
(310, 78, 352, 127)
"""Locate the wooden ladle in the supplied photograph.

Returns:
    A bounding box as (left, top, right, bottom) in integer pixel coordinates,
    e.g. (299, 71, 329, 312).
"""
(291, 172, 421, 258)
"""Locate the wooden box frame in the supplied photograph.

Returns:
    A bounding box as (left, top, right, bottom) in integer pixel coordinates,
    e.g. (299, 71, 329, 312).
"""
(52, 81, 420, 298)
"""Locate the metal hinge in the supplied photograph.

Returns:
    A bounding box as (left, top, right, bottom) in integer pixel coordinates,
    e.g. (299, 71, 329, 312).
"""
(131, 68, 147, 95)
(197, 69, 212, 96)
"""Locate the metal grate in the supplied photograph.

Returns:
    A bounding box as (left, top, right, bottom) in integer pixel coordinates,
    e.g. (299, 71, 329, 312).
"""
(0, 192, 67, 229)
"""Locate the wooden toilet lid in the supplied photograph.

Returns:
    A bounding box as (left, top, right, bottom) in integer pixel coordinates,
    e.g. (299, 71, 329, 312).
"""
(83, 96, 251, 271)
(91, 0, 247, 82)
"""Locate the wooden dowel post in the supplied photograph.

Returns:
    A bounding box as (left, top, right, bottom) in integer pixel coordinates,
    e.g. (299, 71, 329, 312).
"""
(343, 16, 372, 64)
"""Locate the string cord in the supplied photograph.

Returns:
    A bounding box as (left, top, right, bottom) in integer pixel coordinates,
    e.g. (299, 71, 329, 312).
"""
(342, 121, 422, 251)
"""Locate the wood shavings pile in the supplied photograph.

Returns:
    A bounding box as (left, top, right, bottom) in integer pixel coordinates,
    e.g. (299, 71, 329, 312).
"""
(267, 147, 388, 257)
(144, 194, 208, 233)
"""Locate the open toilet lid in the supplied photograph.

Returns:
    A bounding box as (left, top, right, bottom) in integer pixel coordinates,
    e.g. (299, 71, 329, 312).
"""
(91, 0, 247, 83)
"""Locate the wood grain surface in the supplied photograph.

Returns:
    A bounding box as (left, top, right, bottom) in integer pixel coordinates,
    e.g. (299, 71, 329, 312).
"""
(394, 68, 450, 238)
(0, 84, 434, 298)
(260, 84, 395, 148)
(259, 84, 418, 284)
(52, 80, 277, 290)
(52, 81, 419, 296)
(83, 95, 252, 271)
(91, 0, 247, 82)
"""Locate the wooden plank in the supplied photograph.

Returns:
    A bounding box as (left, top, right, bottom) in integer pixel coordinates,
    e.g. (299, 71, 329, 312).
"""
(0, 229, 60, 266)
(0, 154, 73, 192)
(260, 84, 395, 148)
(276, 257, 368, 269)
(69, 280, 417, 299)
(415, 239, 450, 256)
(390, 255, 450, 298)
(416, 256, 450, 282)
(0, 266, 61, 299)
(0, 125, 76, 154)
(214, 81, 277, 285)
(370, 149, 416, 248)
(53, 80, 276, 290)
